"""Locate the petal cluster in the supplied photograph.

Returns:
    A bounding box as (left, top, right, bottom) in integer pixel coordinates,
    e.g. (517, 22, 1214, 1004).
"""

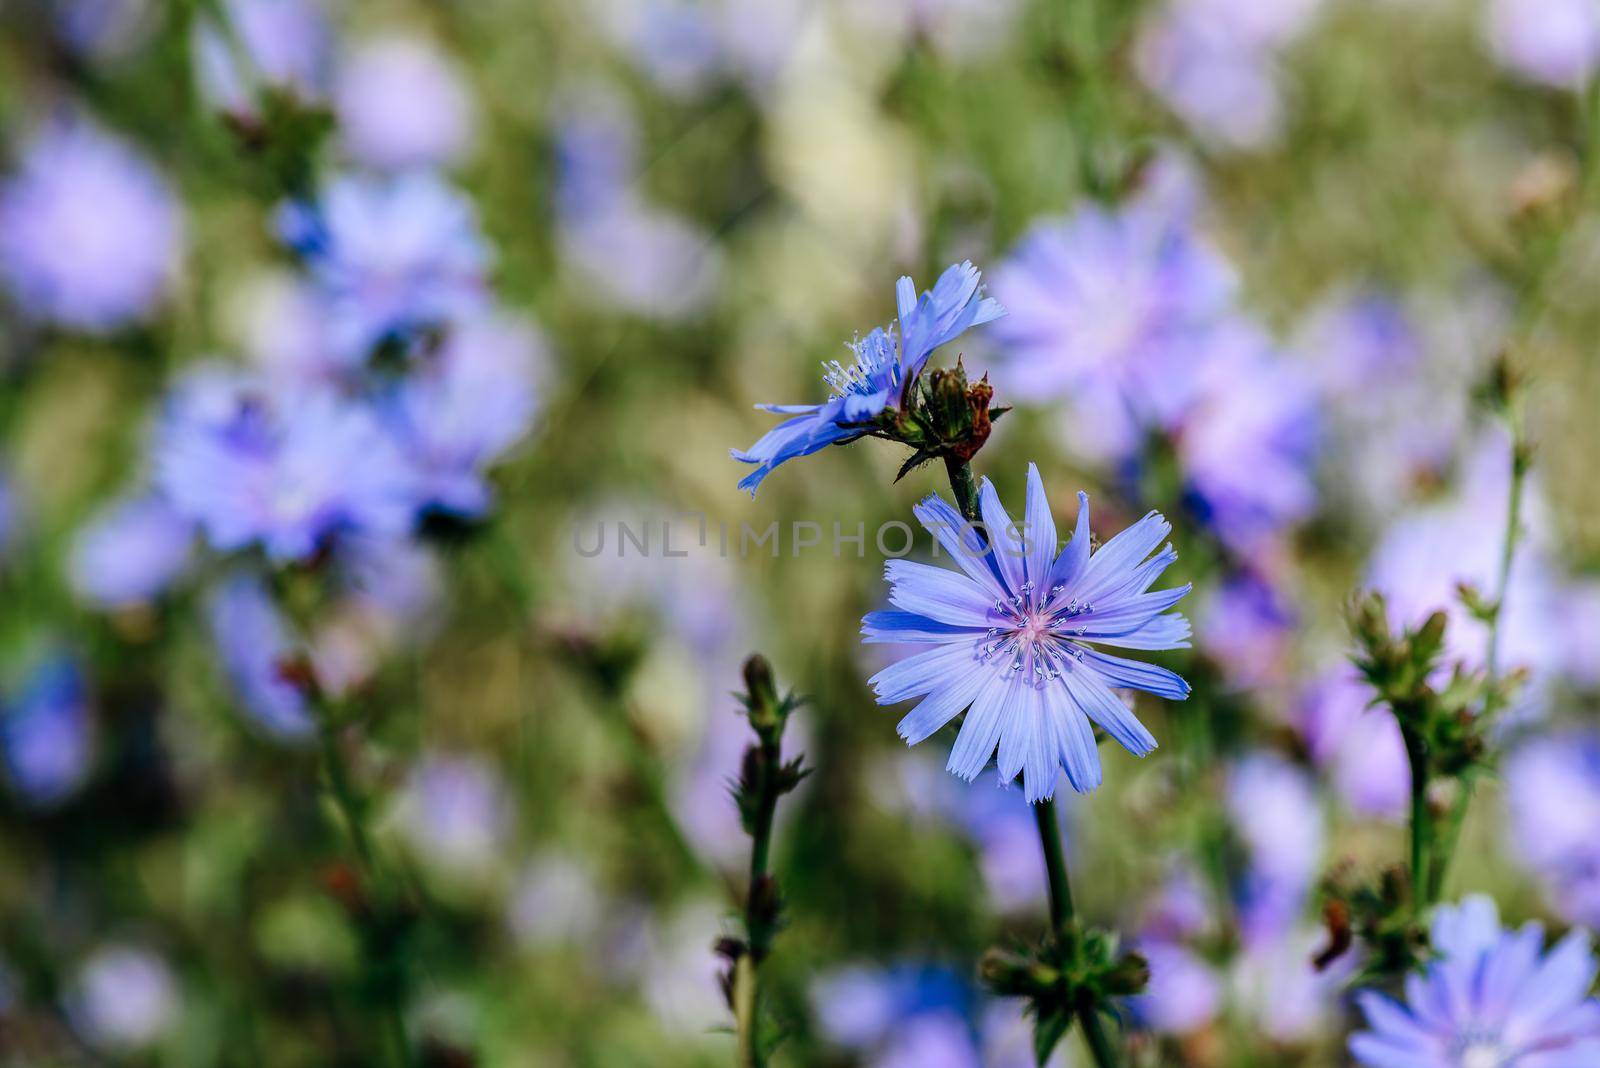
(1351, 895, 1600, 1067)
(864, 465, 1191, 801)
(732, 261, 1003, 495)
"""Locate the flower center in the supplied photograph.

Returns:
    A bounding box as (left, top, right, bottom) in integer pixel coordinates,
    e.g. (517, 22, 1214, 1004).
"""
(1451, 1034, 1506, 1068)
(973, 583, 1097, 687)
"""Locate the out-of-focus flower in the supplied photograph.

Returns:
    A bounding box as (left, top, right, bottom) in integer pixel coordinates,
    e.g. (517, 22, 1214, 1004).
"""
(192, 0, 332, 116)
(592, 0, 723, 98)
(1197, 568, 1296, 690)
(1226, 752, 1322, 946)
(1506, 732, 1600, 927)
(1350, 895, 1600, 1066)
(206, 575, 314, 739)
(335, 35, 475, 169)
(0, 655, 93, 806)
(69, 495, 193, 608)
(56, 0, 156, 59)
(67, 944, 177, 1052)
(310, 538, 443, 696)
(638, 900, 730, 1036)
(812, 964, 1040, 1067)
(989, 175, 1234, 460)
(509, 854, 604, 949)
(1171, 324, 1320, 552)
(0, 118, 182, 333)
(1231, 925, 1347, 1043)
(865, 468, 1190, 799)
(386, 313, 544, 518)
(732, 261, 1003, 494)
(155, 369, 416, 561)
(1366, 431, 1565, 720)
(229, 272, 342, 387)
(1297, 666, 1408, 821)
(277, 172, 489, 362)
(552, 95, 722, 321)
(1133, 940, 1222, 1035)
(395, 753, 512, 876)
(1134, 0, 1324, 151)
(1485, 0, 1600, 90)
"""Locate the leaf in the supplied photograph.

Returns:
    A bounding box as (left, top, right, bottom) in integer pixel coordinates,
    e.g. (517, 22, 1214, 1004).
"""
(1033, 1004, 1071, 1067)
(894, 449, 937, 482)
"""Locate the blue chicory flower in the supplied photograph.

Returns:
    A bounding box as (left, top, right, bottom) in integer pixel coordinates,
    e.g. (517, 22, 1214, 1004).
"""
(1506, 732, 1600, 929)
(276, 171, 489, 362)
(863, 465, 1190, 800)
(1485, 0, 1600, 90)
(732, 261, 1004, 494)
(206, 575, 315, 739)
(0, 655, 94, 807)
(384, 312, 543, 518)
(0, 117, 183, 333)
(69, 494, 194, 609)
(335, 34, 476, 170)
(191, 0, 332, 117)
(1350, 895, 1600, 1067)
(154, 369, 416, 562)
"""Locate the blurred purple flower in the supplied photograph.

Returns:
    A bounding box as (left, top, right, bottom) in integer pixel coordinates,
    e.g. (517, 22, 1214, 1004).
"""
(206, 575, 314, 739)
(0, 118, 182, 333)
(1231, 925, 1349, 1043)
(155, 370, 416, 561)
(386, 313, 544, 518)
(1, 655, 93, 807)
(1226, 751, 1322, 947)
(1486, 0, 1600, 90)
(67, 944, 177, 1052)
(335, 35, 475, 169)
(733, 261, 1003, 493)
(866, 468, 1190, 800)
(1351, 895, 1600, 1066)
(1297, 666, 1408, 821)
(1134, 0, 1324, 151)
(1133, 940, 1222, 1035)
(1172, 322, 1321, 553)
(55, 0, 156, 59)
(192, 0, 332, 116)
(1196, 568, 1296, 691)
(277, 172, 489, 362)
(509, 854, 604, 949)
(69, 494, 193, 608)
(593, 0, 723, 98)
(989, 173, 1234, 460)
(1506, 732, 1600, 927)
(395, 753, 512, 875)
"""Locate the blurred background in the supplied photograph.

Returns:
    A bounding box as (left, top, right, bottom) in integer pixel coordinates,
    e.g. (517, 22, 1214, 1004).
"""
(0, 0, 1598, 1064)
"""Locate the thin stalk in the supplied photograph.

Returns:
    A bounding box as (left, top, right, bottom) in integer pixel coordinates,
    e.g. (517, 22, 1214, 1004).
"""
(1404, 729, 1432, 915)
(1032, 800, 1118, 1068)
(733, 954, 761, 1068)
(312, 707, 409, 1068)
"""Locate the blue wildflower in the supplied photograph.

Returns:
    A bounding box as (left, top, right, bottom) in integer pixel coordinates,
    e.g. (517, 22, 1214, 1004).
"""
(69, 494, 194, 609)
(732, 261, 1004, 495)
(1350, 895, 1600, 1067)
(276, 172, 488, 362)
(1, 655, 93, 807)
(863, 465, 1190, 801)
(207, 575, 314, 740)
(154, 369, 416, 562)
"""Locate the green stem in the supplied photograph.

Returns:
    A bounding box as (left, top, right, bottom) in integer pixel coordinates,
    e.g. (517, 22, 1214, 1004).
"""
(312, 708, 409, 1068)
(736, 717, 787, 1067)
(1404, 729, 1432, 915)
(1032, 800, 1118, 1068)
(945, 456, 981, 525)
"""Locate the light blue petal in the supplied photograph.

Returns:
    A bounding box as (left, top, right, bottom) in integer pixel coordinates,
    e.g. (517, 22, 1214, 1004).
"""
(1023, 464, 1058, 598)
(977, 477, 1027, 595)
(946, 670, 1015, 781)
(1075, 509, 1173, 603)
(912, 494, 1008, 601)
(1078, 649, 1191, 700)
(897, 663, 991, 745)
(1047, 492, 1091, 593)
(869, 641, 984, 704)
(885, 560, 996, 627)
(1045, 682, 1103, 793)
(861, 610, 985, 644)
(1060, 662, 1158, 757)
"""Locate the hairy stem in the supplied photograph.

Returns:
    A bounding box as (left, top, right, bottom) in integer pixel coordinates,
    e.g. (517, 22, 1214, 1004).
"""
(945, 456, 981, 524)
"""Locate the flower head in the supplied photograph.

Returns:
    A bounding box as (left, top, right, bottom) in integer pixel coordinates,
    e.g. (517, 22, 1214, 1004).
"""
(334, 35, 476, 169)
(732, 261, 1003, 494)
(1351, 895, 1600, 1067)
(69, 494, 194, 609)
(1506, 732, 1600, 928)
(192, 0, 332, 116)
(864, 465, 1190, 800)
(276, 172, 489, 362)
(154, 369, 416, 561)
(207, 575, 314, 740)
(0, 118, 182, 332)
(1, 654, 93, 807)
